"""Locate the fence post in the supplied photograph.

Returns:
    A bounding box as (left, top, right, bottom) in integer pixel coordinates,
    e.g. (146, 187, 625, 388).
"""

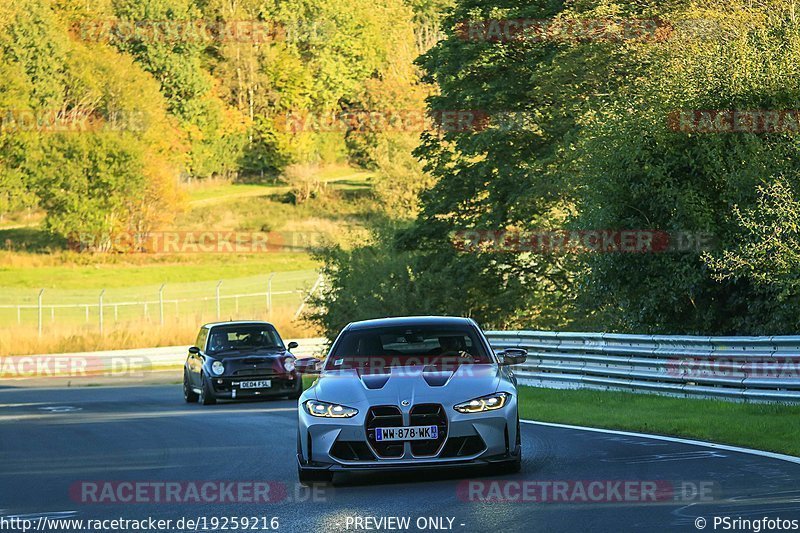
(159, 284, 165, 326)
(216, 280, 222, 319)
(99, 289, 105, 335)
(294, 274, 323, 320)
(37, 289, 44, 338)
(17, 306, 21, 325)
(267, 273, 274, 321)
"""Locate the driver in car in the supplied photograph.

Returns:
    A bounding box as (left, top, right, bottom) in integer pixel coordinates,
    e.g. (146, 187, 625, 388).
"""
(209, 332, 226, 352)
(436, 336, 474, 360)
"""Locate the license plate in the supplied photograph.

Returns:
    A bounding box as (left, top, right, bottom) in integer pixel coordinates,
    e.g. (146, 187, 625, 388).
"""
(239, 380, 271, 389)
(375, 425, 438, 441)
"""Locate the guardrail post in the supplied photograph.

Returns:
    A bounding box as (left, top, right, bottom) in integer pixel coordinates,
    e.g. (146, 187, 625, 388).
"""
(37, 289, 44, 338)
(267, 273, 274, 321)
(216, 280, 222, 319)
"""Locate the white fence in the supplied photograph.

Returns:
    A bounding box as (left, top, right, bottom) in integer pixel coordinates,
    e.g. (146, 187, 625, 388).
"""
(0, 272, 322, 336)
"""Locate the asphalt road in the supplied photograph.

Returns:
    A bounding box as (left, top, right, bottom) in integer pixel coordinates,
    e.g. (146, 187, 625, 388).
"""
(1, 384, 799, 533)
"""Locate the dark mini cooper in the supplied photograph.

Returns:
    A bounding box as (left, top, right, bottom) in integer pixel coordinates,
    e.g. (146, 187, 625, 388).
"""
(183, 321, 303, 405)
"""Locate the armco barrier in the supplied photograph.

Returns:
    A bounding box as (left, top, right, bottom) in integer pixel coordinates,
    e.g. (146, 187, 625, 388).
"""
(485, 331, 800, 403)
(7, 332, 800, 403)
(0, 338, 328, 379)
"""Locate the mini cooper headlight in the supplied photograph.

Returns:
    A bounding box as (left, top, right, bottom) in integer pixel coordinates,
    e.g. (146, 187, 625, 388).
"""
(454, 392, 510, 413)
(211, 361, 225, 376)
(283, 357, 296, 372)
(304, 400, 358, 418)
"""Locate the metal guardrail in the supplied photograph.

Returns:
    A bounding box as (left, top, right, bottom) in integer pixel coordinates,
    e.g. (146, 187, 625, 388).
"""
(8, 331, 800, 404)
(485, 331, 800, 403)
(0, 338, 329, 379)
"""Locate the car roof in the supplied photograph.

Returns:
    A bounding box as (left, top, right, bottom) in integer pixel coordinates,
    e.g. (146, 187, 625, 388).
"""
(346, 316, 475, 331)
(202, 320, 276, 329)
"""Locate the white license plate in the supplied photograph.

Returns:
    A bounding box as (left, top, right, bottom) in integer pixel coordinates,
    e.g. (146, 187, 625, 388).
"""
(239, 380, 271, 389)
(375, 425, 438, 441)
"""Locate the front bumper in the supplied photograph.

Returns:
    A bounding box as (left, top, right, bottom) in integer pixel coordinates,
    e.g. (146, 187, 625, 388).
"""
(209, 373, 301, 399)
(298, 399, 519, 470)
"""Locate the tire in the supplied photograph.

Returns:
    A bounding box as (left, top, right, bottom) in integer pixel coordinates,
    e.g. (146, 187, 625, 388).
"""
(183, 370, 199, 403)
(198, 373, 217, 405)
(297, 466, 333, 485)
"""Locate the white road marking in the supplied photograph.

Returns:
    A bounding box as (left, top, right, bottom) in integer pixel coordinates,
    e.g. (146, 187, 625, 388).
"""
(3, 511, 77, 519)
(521, 419, 800, 465)
(37, 406, 82, 413)
(602, 450, 727, 464)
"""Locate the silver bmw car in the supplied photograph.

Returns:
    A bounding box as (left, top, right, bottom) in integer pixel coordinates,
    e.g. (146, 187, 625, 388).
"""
(296, 316, 528, 483)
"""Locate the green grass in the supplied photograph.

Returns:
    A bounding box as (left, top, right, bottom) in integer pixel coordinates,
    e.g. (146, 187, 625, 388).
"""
(187, 167, 375, 206)
(517, 386, 800, 457)
(0, 254, 319, 292)
(188, 183, 275, 204)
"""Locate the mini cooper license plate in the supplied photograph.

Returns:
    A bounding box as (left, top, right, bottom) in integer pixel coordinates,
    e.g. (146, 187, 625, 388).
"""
(239, 380, 271, 389)
(375, 425, 438, 441)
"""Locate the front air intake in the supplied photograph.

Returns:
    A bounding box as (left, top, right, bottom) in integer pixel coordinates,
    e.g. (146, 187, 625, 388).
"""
(365, 406, 404, 458)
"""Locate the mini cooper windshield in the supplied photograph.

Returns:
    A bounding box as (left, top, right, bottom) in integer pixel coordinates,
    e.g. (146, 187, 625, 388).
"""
(206, 324, 285, 356)
(325, 325, 494, 371)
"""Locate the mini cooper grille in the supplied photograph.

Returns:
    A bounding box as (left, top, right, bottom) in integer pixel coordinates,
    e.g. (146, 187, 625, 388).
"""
(330, 440, 376, 461)
(233, 369, 278, 377)
(409, 404, 447, 456)
(365, 406, 404, 458)
(439, 435, 486, 458)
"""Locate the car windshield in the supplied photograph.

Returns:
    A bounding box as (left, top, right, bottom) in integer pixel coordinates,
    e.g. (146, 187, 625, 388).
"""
(206, 325, 285, 355)
(325, 325, 492, 370)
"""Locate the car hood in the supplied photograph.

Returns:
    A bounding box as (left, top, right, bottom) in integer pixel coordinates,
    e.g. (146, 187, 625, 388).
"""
(211, 351, 292, 375)
(311, 364, 503, 407)
(210, 349, 290, 360)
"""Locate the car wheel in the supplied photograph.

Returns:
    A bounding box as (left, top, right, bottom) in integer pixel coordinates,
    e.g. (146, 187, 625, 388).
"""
(183, 370, 199, 403)
(198, 373, 217, 405)
(297, 466, 333, 485)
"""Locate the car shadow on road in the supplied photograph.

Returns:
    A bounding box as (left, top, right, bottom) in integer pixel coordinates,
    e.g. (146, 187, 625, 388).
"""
(331, 464, 527, 488)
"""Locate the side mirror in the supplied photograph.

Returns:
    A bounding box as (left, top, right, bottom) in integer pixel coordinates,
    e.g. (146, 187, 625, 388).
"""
(188, 346, 200, 355)
(295, 357, 321, 374)
(499, 348, 527, 366)
(287, 341, 299, 351)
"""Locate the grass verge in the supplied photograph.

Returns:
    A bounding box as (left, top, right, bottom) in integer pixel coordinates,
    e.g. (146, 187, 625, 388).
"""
(517, 386, 800, 457)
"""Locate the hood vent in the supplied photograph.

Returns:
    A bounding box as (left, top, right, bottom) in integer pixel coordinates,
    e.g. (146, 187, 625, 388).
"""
(360, 372, 391, 390)
(422, 368, 453, 387)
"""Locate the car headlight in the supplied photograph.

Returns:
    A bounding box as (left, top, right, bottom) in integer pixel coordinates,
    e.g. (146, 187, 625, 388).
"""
(454, 392, 510, 413)
(211, 361, 225, 376)
(283, 357, 296, 372)
(304, 400, 358, 418)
